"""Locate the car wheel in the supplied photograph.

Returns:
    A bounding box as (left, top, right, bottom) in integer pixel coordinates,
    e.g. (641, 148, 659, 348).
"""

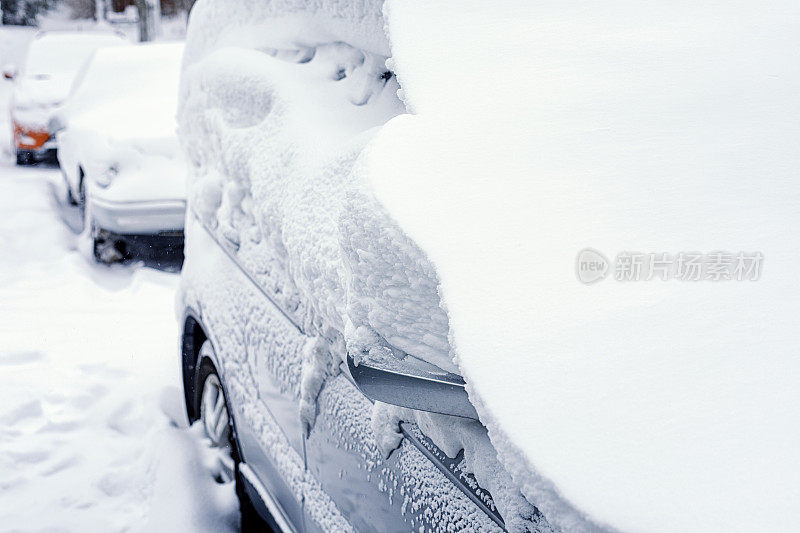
(194, 344, 273, 532)
(15, 150, 32, 166)
(78, 176, 87, 225)
(63, 173, 78, 206)
(80, 178, 124, 264)
(79, 183, 100, 262)
(197, 360, 235, 484)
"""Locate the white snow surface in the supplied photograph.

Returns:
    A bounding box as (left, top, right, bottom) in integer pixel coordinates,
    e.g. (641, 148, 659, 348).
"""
(0, 166, 236, 533)
(183, 0, 388, 66)
(365, 1, 800, 532)
(0, 27, 235, 532)
(61, 42, 183, 144)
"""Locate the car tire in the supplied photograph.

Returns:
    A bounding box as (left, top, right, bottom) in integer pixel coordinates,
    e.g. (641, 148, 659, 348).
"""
(237, 464, 271, 533)
(194, 344, 274, 533)
(15, 150, 32, 166)
(63, 174, 78, 206)
(79, 182, 101, 262)
(79, 178, 124, 264)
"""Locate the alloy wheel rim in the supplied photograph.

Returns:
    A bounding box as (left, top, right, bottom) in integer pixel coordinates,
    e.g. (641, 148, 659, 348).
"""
(200, 373, 235, 483)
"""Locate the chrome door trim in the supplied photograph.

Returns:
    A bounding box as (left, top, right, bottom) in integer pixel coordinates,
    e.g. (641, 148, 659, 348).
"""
(197, 217, 304, 334)
(400, 423, 507, 529)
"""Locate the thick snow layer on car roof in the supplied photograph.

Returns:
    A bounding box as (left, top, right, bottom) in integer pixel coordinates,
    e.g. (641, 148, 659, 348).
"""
(365, 1, 800, 531)
(63, 42, 184, 145)
(183, 0, 388, 66)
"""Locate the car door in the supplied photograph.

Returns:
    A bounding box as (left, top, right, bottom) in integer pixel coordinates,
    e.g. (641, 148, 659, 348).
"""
(184, 213, 309, 530)
(303, 367, 507, 532)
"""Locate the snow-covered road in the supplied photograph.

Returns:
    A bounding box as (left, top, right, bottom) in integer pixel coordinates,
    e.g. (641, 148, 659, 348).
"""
(0, 26, 236, 533)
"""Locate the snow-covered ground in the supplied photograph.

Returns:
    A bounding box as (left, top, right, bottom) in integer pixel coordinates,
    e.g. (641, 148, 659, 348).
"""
(0, 26, 234, 532)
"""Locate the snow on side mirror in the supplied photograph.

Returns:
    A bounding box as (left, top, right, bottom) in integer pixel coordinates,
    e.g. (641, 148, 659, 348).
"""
(3, 64, 18, 81)
(346, 352, 479, 420)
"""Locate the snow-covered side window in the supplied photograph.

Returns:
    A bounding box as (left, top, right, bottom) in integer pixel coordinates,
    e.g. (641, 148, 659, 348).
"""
(339, 189, 456, 374)
(180, 48, 306, 327)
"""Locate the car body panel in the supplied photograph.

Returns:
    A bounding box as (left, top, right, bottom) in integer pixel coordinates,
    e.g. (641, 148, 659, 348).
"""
(89, 198, 185, 235)
(180, 219, 308, 530)
(306, 373, 504, 533)
(179, 216, 506, 532)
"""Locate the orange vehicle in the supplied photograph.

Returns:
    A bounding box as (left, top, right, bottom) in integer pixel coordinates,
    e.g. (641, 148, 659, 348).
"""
(5, 31, 128, 165)
(11, 122, 54, 164)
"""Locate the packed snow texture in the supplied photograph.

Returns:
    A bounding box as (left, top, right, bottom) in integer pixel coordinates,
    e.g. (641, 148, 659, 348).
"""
(0, 26, 236, 532)
(180, 0, 800, 530)
(364, 1, 800, 531)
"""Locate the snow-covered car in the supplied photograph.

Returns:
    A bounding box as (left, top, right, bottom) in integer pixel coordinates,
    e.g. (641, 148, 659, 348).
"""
(177, 1, 799, 532)
(5, 31, 129, 165)
(176, 2, 535, 532)
(56, 42, 186, 264)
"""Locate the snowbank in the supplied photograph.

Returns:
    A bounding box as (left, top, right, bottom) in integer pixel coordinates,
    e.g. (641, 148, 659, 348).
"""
(365, 1, 800, 531)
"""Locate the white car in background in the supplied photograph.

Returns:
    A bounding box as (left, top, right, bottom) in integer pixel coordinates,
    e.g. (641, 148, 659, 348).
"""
(4, 31, 129, 165)
(56, 42, 186, 264)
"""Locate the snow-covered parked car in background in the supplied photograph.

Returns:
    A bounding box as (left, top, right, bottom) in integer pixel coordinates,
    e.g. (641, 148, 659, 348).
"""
(5, 31, 129, 165)
(56, 42, 186, 264)
(177, 0, 799, 532)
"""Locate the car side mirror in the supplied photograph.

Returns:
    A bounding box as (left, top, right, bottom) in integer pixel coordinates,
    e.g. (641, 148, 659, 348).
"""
(48, 113, 66, 135)
(2, 64, 18, 81)
(346, 350, 479, 420)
